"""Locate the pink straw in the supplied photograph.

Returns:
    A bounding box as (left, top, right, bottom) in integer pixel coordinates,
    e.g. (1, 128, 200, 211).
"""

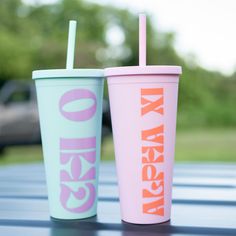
(139, 13, 146, 66)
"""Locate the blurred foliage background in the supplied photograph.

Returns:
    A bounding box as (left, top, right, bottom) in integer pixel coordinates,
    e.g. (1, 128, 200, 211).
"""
(0, 0, 235, 163)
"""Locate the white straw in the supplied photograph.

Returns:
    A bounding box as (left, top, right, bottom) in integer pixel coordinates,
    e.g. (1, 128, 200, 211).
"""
(66, 20, 77, 69)
(139, 13, 146, 66)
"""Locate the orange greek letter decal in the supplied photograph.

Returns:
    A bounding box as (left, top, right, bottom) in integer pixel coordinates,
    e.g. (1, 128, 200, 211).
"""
(141, 88, 164, 116)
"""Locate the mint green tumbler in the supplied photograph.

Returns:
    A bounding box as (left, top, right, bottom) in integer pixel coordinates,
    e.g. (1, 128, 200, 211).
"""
(33, 69, 104, 220)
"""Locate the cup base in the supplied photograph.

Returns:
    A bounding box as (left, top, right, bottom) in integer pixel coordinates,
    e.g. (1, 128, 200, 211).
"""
(50, 214, 97, 222)
(121, 218, 170, 225)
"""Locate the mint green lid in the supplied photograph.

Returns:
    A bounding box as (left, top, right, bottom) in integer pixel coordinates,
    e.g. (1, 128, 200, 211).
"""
(32, 69, 104, 79)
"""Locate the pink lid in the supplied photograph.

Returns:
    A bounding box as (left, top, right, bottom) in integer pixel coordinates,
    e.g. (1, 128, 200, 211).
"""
(105, 15, 182, 78)
(104, 65, 182, 77)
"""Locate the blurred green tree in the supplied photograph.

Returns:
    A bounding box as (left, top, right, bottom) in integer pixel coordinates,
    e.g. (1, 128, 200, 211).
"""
(0, 0, 235, 128)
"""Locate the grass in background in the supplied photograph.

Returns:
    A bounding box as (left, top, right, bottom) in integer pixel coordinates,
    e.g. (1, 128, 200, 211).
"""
(0, 128, 235, 165)
(0, 145, 43, 165)
(175, 128, 236, 162)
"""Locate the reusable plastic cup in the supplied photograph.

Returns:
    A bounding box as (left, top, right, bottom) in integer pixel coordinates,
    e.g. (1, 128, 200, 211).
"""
(33, 69, 104, 220)
(32, 20, 104, 220)
(104, 14, 182, 224)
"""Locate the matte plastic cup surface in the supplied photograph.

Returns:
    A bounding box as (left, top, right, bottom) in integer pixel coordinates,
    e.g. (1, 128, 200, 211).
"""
(105, 66, 181, 224)
(33, 69, 104, 220)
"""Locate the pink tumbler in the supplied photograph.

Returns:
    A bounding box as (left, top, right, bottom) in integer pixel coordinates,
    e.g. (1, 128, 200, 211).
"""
(104, 14, 182, 224)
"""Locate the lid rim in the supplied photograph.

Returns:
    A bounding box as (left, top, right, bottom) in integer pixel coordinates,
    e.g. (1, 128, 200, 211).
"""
(32, 69, 104, 79)
(104, 66, 182, 77)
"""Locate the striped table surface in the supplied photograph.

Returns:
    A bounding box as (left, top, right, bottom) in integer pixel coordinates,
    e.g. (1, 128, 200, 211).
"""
(0, 162, 235, 236)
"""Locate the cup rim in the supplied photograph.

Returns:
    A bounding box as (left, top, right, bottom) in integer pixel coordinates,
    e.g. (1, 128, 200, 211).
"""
(104, 65, 182, 77)
(32, 69, 104, 79)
